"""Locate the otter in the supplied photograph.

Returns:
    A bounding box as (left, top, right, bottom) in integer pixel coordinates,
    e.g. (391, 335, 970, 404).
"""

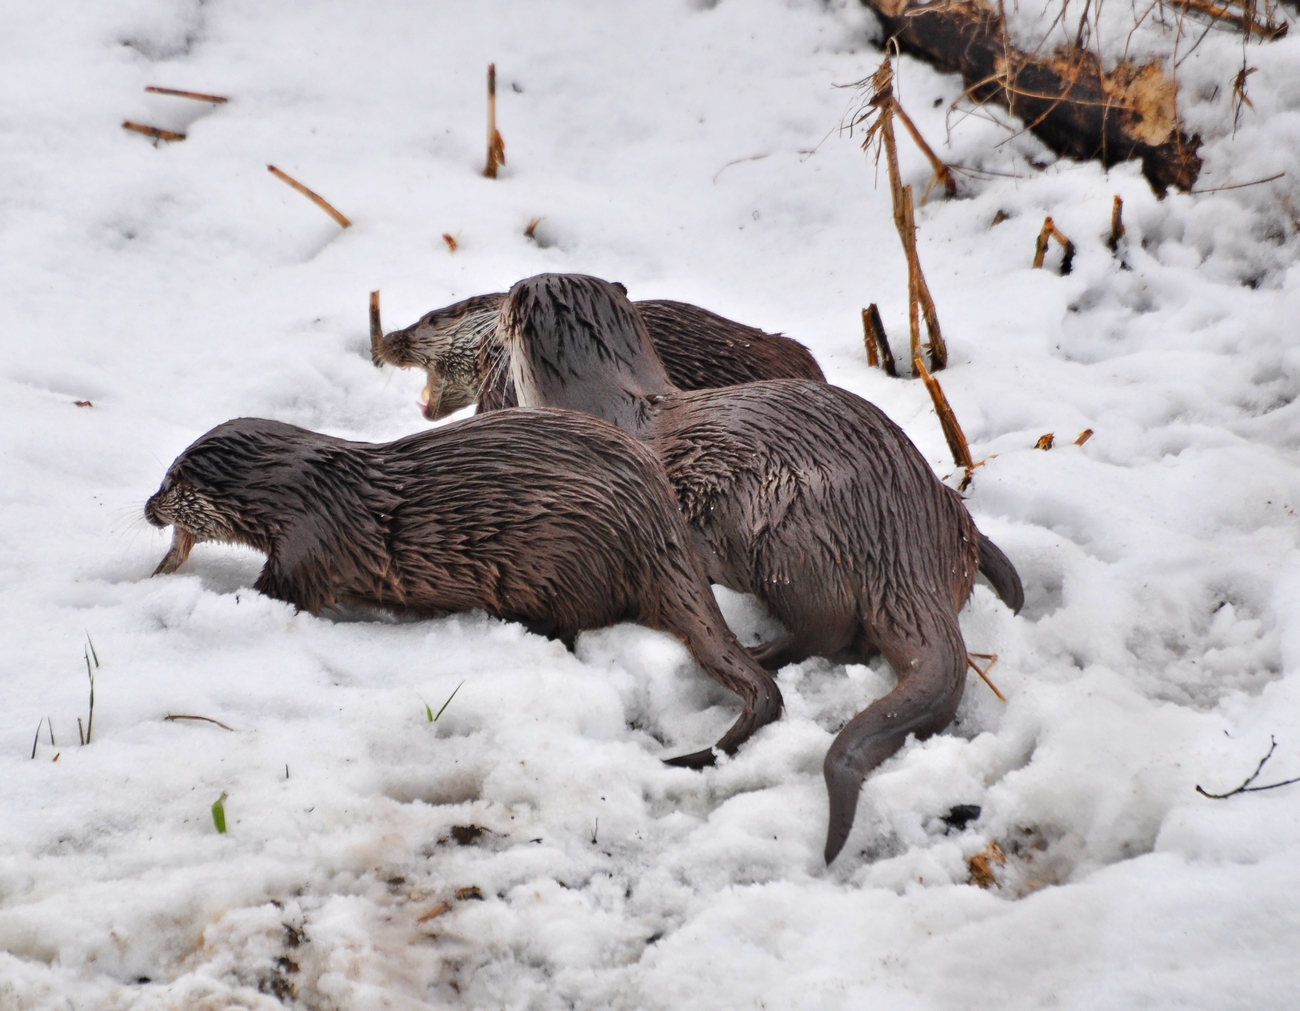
(370, 289, 825, 421)
(493, 273, 1024, 863)
(145, 410, 781, 766)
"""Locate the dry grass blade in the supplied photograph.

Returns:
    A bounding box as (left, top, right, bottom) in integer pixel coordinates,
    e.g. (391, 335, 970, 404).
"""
(267, 165, 351, 228)
(484, 64, 506, 178)
(165, 713, 235, 731)
(145, 86, 229, 103)
(967, 653, 1006, 702)
(967, 840, 1007, 888)
(122, 121, 186, 142)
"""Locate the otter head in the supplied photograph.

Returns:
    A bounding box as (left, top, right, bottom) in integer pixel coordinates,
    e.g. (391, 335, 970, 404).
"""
(370, 293, 507, 421)
(145, 419, 303, 575)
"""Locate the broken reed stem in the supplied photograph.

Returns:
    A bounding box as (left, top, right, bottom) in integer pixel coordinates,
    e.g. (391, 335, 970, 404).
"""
(914, 357, 975, 477)
(164, 714, 235, 731)
(1176, 0, 1288, 38)
(903, 186, 948, 368)
(484, 64, 506, 179)
(890, 97, 957, 202)
(145, 86, 228, 103)
(1108, 195, 1125, 252)
(369, 290, 383, 359)
(967, 654, 1007, 702)
(122, 121, 186, 142)
(1075, 428, 1094, 445)
(861, 304, 898, 376)
(1032, 216, 1075, 274)
(267, 165, 351, 228)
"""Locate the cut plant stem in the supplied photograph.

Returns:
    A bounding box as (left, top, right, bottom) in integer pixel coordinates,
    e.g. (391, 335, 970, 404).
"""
(267, 165, 351, 228)
(418, 902, 451, 923)
(1032, 216, 1075, 274)
(861, 304, 898, 376)
(369, 290, 382, 361)
(967, 653, 1007, 702)
(914, 357, 974, 488)
(484, 63, 506, 179)
(889, 96, 957, 202)
(122, 121, 186, 142)
(1108, 196, 1125, 252)
(145, 86, 229, 103)
(1035, 433, 1055, 450)
(1075, 428, 1094, 445)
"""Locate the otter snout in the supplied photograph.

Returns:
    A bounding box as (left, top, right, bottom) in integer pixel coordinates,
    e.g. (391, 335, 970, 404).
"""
(145, 491, 170, 528)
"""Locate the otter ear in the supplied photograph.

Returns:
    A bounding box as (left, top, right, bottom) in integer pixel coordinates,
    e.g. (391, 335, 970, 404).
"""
(611, 281, 628, 296)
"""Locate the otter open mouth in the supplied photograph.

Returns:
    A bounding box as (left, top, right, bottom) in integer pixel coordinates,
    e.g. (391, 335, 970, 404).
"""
(153, 527, 196, 576)
(418, 373, 443, 420)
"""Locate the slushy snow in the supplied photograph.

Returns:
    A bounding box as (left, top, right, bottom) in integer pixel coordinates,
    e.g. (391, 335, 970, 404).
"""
(3, 1, 1300, 1008)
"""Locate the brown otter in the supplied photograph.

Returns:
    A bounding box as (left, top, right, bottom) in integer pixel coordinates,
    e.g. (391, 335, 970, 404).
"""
(370, 289, 825, 421)
(494, 273, 1024, 863)
(145, 410, 781, 766)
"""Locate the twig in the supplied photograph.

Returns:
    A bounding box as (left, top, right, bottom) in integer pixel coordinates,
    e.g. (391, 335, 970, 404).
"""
(861, 304, 898, 376)
(914, 357, 975, 487)
(484, 64, 506, 179)
(145, 86, 229, 103)
(1108, 195, 1125, 252)
(417, 902, 451, 924)
(890, 97, 958, 202)
(1032, 216, 1075, 274)
(967, 653, 1007, 702)
(1196, 736, 1300, 797)
(267, 165, 351, 228)
(165, 713, 235, 731)
(370, 290, 382, 361)
(122, 121, 186, 143)
(1175, 0, 1287, 38)
(1191, 171, 1285, 194)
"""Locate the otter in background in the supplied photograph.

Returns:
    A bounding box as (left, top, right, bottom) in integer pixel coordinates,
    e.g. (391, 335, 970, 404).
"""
(145, 410, 781, 766)
(370, 288, 825, 421)
(493, 272, 1023, 864)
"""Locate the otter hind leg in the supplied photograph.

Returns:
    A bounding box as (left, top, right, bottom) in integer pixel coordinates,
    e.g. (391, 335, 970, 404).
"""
(823, 614, 967, 864)
(977, 532, 1024, 614)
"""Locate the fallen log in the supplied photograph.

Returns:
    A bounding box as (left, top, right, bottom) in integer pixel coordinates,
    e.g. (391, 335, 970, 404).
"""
(857, 0, 1203, 193)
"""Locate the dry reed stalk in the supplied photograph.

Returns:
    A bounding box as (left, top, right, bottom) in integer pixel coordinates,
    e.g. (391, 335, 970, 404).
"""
(484, 64, 506, 178)
(1032, 216, 1075, 273)
(890, 97, 957, 202)
(267, 166, 351, 228)
(1035, 433, 1055, 450)
(861, 304, 898, 376)
(1075, 428, 1094, 445)
(417, 903, 451, 924)
(914, 357, 975, 483)
(122, 121, 186, 142)
(145, 86, 229, 103)
(1108, 195, 1125, 252)
(369, 291, 382, 359)
(967, 653, 1007, 702)
(1177, 0, 1287, 37)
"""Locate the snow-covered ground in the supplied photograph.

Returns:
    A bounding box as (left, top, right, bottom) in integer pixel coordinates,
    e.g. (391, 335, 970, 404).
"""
(3, 1, 1300, 1007)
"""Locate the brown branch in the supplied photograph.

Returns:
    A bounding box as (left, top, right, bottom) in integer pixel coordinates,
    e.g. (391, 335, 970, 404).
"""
(145, 86, 229, 103)
(369, 290, 382, 362)
(122, 121, 186, 142)
(1108, 195, 1125, 252)
(1196, 736, 1300, 797)
(890, 97, 958, 201)
(967, 653, 1007, 701)
(1032, 216, 1075, 274)
(1191, 171, 1285, 194)
(861, 304, 898, 376)
(267, 165, 351, 228)
(164, 713, 235, 731)
(915, 357, 974, 474)
(484, 64, 506, 178)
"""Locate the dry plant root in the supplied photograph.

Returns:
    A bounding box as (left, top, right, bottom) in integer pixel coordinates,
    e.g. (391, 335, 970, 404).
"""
(122, 121, 186, 143)
(857, 0, 1203, 192)
(484, 64, 506, 178)
(1032, 217, 1075, 274)
(267, 165, 351, 228)
(861, 303, 898, 376)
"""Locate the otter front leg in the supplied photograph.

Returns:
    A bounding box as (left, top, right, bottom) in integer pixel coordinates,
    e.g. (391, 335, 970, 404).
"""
(822, 613, 967, 864)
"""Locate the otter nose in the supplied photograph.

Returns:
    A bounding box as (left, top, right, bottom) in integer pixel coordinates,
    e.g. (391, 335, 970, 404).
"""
(144, 493, 167, 528)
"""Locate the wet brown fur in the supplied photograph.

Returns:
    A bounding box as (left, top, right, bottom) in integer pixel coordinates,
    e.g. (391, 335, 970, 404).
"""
(495, 273, 1023, 864)
(370, 290, 825, 420)
(144, 410, 781, 765)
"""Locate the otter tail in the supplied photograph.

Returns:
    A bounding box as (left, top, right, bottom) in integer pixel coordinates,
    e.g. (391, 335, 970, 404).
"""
(977, 532, 1023, 614)
(823, 613, 966, 864)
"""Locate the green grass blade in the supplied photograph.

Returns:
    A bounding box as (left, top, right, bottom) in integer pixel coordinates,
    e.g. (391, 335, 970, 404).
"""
(433, 681, 465, 722)
(212, 792, 228, 834)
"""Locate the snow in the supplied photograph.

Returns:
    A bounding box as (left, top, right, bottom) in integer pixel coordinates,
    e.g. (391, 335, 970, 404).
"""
(3, 0, 1300, 1007)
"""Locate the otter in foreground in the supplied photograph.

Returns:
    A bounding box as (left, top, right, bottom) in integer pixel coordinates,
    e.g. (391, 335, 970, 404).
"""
(145, 410, 781, 766)
(369, 289, 825, 420)
(493, 273, 1024, 864)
